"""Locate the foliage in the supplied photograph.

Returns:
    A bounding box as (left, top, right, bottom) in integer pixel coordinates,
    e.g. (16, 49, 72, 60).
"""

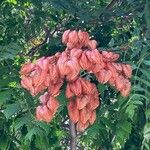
(0, 0, 150, 149)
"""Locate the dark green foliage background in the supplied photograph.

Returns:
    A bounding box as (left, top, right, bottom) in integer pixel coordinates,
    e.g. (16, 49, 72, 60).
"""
(0, 0, 150, 149)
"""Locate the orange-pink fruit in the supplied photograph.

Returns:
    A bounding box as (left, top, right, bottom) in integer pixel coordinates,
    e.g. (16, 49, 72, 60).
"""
(20, 29, 132, 131)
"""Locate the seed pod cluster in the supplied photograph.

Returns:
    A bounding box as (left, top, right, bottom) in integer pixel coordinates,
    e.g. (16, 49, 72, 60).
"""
(66, 77, 99, 131)
(36, 92, 59, 122)
(20, 30, 132, 132)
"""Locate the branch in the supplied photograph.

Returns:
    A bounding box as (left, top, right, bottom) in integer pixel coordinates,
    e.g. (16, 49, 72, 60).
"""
(89, 0, 119, 24)
(105, 0, 118, 10)
(27, 27, 55, 56)
(69, 119, 77, 150)
(99, 0, 118, 18)
(27, 17, 70, 56)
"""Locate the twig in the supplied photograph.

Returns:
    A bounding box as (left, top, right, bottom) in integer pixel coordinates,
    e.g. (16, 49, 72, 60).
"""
(100, 0, 118, 17)
(27, 17, 70, 56)
(104, 0, 118, 10)
(69, 119, 77, 150)
(89, 0, 119, 24)
(27, 27, 54, 56)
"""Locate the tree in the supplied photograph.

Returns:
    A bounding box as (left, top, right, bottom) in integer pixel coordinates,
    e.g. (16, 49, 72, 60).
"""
(0, 0, 150, 149)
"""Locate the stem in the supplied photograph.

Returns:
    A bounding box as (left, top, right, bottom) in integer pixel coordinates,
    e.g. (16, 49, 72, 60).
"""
(26, 17, 70, 56)
(69, 119, 77, 150)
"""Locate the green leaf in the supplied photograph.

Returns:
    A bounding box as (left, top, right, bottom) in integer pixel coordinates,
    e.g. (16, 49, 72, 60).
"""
(36, 121, 51, 133)
(3, 103, 21, 119)
(50, 0, 70, 10)
(132, 86, 150, 98)
(130, 93, 149, 101)
(140, 68, 150, 79)
(35, 134, 49, 150)
(145, 0, 150, 29)
(115, 120, 132, 145)
(25, 126, 45, 142)
(132, 100, 143, 105)
(143, 143, 150, 150)
(49, 14, 59, 22)
(0, 43, 22, 61)
(0, 90, 12, 106)
(125, 104, 136, 119)
(108, 38, 115, 47)
(87, 123, 101, 138)
(143, 60, 150, 66)
(143, 123, 150, 135)
(145, 109, 150, 119)
(57, 89, 68, 113)
(25, 127, 38, 142)
(0, 133, 10, 150)
(14, 114, 32, 131)
(97, 84, 107, 98)
(133, 76, 150, 87)
(0, 79, 10, 88)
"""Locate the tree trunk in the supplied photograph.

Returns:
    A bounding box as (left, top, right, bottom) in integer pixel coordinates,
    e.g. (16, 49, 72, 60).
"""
(69, 119, 76, 150)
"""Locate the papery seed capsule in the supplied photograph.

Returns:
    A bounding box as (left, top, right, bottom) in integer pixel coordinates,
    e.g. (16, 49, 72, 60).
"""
(76, 95, 89, 110)
(68, 100, 79, 123)
(44, 76, 51, 87)
(122, 64, 132, 78)
(68, 31, 79, 45)
(88, 97, 100, 110)
(57, 52, 70, 77)
(67, 42, 74, 49)
(39, 92, 49, 104)
(80, 78, 93, 94)
(69, 79, 82, 96)
(89, 111, 96, 125)
(102, 51, 120, 61)
(79, 107, 91, 124)
(34, 84, 46, 96)
(112, 63, 122, 72)
(79, 51, 92, 70)
(21, 77, 32, 91)
(40, 105, 53, 122)
(20, 62, 35, 75)
(66, 58, 81, 81)
(96, 69, 112, 84)
(76, 121, 89, 132)
(88, 40, 97, 49)
(120, 80, 131, 97)
(36, 106, 43, 121)
(49, 64, 59, 81)
(115, 75, 125, 91)
(48, 80, 63, 97)
(78, 30, 89, 46)
(47, 96, 59, 114)
(107, 63, 118, 78)
(66, 83, 74, 98)
(70, 48, 82, 58)
(108, 77, 116, 87)
(62, 29, 71, 44)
